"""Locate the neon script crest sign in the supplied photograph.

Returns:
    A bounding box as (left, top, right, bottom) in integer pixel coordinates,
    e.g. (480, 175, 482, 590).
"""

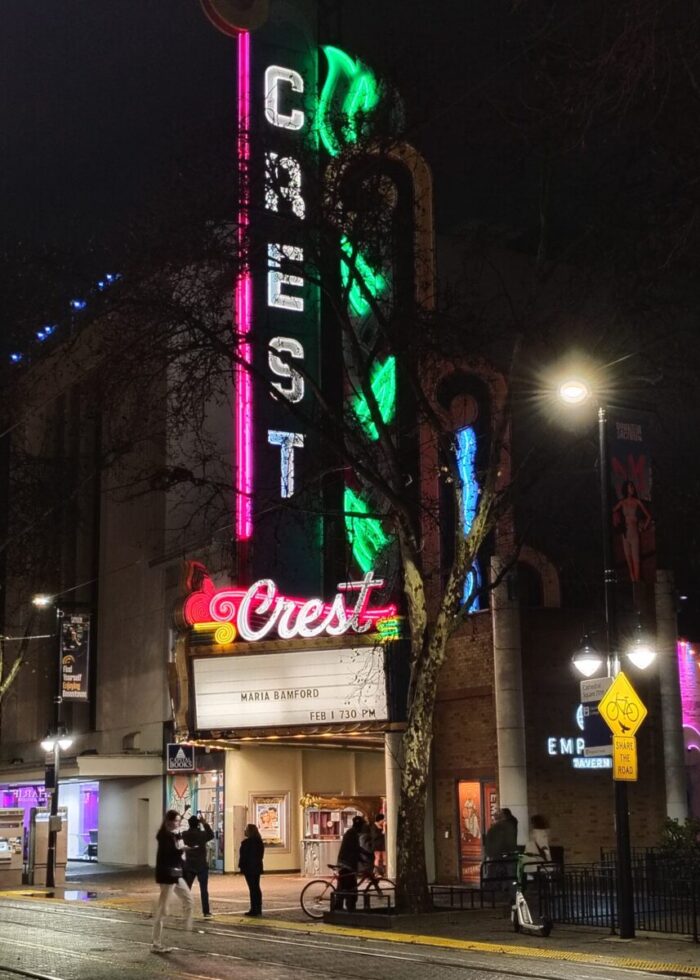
(183, 567, 397, 644)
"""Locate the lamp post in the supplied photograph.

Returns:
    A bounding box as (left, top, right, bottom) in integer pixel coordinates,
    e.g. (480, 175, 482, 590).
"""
(559, 380, 655, 940)
(39, 730, 73, 888)
(33, 594, 71, 889)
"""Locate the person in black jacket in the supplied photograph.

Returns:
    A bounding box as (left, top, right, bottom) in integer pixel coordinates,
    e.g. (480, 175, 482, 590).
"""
(336, 816, 372, 911)
(183, 812, 215, 917)
(238, 823, 265, 916)
(152, 809, 194, 953)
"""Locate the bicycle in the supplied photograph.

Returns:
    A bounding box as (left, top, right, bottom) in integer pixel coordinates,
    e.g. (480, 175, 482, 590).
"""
(300, 864, 395, 919)
(605, 695, 639, 724)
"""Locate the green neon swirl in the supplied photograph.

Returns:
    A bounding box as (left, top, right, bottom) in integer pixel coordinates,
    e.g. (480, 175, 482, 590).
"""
(318, 45, 381, 156)
(344, 486, 391, 573)
(350, 355, 397, 441)
(340, 236, 389, 318)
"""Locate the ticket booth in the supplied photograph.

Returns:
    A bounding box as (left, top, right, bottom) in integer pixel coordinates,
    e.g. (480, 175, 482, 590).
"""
(0, 808, 24, 887)
(300, 795, 383, 877)
(28, 807, 68, 886)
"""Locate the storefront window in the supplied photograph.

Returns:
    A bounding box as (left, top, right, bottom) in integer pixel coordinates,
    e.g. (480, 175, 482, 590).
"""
(61, 782, 99, 861)
(1, 785, 48, 836)
(167, 759, 224, 872)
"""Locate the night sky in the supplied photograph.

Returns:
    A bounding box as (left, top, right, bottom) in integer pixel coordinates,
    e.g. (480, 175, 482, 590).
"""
(1, 1, 234, 249)
(0, 1, 514, 251)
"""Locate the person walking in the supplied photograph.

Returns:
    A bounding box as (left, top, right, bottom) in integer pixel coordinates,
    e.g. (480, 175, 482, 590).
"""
(500, 808, 518, 849)
(238, 823, 264, 916)
(483, 808, 518, 892)
(523, 814, 552, 874)
(484, 809, 517, 860)
(152, 809, 194, 953)
(183, 811, 215, 918)
(369, 813, 386, 875)
(336, 816, 372, 911)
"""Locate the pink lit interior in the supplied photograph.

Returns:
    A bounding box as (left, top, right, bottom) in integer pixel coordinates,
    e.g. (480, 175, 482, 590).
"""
(234, 30, 253, 540)
(678, 639, 700, 735)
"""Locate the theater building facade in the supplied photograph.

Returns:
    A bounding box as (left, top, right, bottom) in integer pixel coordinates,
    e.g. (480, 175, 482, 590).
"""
(0, 0, 691, 881)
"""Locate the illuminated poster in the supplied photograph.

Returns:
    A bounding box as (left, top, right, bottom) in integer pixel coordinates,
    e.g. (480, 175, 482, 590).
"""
(609, 410, 655, 586)
(249, 792, 289, 850)
(60, 614, 90, 702)
(457, 780, 484, 884)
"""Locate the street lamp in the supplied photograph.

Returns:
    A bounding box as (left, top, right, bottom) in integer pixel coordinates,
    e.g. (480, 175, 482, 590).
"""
(571, 635, 605, 678)
(572, 629, 656, 678)
(558, 378, 591, 406)
(40, 728, 73, 888)
(558, 377, 651, 939)
(32, 593, 66, 889)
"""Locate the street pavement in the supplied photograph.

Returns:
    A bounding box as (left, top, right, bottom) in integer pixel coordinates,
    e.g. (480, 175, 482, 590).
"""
(0, 864, 697, 980)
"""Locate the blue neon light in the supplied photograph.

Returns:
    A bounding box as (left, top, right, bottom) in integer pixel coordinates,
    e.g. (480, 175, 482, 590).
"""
(456, 425, 482, 611)
(70, 298, 87, 311)
(9, 352, 23, 364)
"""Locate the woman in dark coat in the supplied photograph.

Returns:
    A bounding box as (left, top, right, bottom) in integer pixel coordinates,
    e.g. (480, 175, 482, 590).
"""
(152, 809, 194, 952)
(238, 823, 265, 916)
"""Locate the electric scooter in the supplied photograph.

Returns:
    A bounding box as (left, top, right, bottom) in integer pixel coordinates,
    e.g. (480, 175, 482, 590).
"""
(510, 857, 554, 937)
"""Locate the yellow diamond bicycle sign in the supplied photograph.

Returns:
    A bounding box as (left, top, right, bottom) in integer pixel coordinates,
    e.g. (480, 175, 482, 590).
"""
(598, 671, 647, 738)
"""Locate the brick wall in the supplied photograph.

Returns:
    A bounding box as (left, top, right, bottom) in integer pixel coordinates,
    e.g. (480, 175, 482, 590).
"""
(432, 605, 669, 881)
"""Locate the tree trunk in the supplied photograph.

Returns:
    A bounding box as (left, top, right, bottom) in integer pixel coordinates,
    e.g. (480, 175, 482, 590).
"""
(395, 626, 449, 912)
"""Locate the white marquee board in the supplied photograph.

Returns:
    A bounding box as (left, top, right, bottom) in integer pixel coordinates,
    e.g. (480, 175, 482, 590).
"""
(193, 646, 388, 730)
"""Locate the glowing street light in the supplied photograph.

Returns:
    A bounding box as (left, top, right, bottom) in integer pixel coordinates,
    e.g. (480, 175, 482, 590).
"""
(32, 594, 54, 609)
(626, 627, 656, 671)
(572, 635, 605, 678)
(558, 378, 591, 405)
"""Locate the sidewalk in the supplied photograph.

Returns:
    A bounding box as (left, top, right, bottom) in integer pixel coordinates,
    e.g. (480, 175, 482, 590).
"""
(5, 864, 699, 978)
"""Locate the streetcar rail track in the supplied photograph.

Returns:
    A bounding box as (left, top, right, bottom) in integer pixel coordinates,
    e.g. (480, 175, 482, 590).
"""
(0, 897, 691, 980)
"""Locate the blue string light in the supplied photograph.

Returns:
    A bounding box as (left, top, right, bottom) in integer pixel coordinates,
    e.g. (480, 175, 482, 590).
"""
(7, 273, 121, 364)
(36, 324, 57, 342)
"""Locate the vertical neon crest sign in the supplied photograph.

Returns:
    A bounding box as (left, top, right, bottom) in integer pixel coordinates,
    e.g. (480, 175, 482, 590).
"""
(203, 0, 322, 593)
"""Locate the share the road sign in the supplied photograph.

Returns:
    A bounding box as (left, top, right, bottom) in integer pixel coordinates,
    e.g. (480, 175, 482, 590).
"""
(598, 671, 647, 738)
(613, 735, 638, 781)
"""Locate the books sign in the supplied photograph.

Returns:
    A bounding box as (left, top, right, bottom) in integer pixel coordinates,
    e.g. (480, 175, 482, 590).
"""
(166, 743, 195, 772)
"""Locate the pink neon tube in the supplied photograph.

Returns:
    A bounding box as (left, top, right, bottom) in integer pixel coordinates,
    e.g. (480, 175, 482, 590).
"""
(234, 30, 253, 540)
